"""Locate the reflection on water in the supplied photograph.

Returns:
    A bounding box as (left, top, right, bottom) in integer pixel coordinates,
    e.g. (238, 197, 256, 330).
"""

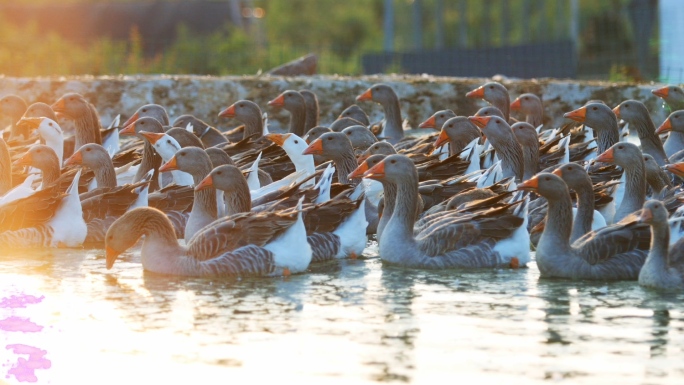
(1, 248, 684, 384)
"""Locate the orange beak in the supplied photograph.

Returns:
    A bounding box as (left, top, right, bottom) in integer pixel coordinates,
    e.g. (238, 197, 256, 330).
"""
(652, 86, 669, 99)
(517, 176, 539, 191)
(268, 94, 285, 108)
(51, 98, 66, 113)
(664, 162, 684, 177)
(18, 117, 43, 130)
(612, 106, 621, 118)
(348, 161, 369, 179)
(595, 148, 615, 163)
(466, 86, 485, 99)
(139, 131, 165, 145)
(195, 174, 214, 191)
(266, 133, 290, 146)
(510, 98, 522, 111)
(64, 150, 83, 166)
(356, 88, 373, 102)
(121, 112, 139, 129)
(434, 130, 450, 148)
(563, 107, 587, 122)
(362, 160, 385, 180)
(119, 121, 137, 136)
(418, 115, 436, 129)
(656, 118, 672, 134)
(159, 156, 178, 172)
(302, 138, 324, 155)
(105, 246, 119, 270)
(638, 208, 653, 224)
(552, 168, 563, 178)
(218, 104, 236, 118)
(468, 115, 491, 129)
(13, 152, 33, 167)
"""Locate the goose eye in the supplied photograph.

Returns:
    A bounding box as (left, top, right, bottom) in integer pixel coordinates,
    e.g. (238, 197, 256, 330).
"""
(374, 146, 378, 149)
(142, 109, 147, 113)
(140, 121, 145, 125)
(238, 104, 243, 108)
(592, 107, 598, 111)
(495, 120, 500, 124)
(618, 146, 623, 149)
(294, 140, 299, 144)
(48, 123, 52, 126)
(327, 137, 333, 140)
(346, 132, 351, 135)
(544, 177, 549, 180)
(167, 140, 171, 144)
(180, 153, 185, 157)
(86, 148, 91, 152)
(448, 124, 453, 128)
(489, 86, 494, 89)
(439, 114, 444, 118)
(655, 205, 660, 209)
(390, 160, 396, 164)
(567, 167, 573, 171)
(217, 171, 222, 175)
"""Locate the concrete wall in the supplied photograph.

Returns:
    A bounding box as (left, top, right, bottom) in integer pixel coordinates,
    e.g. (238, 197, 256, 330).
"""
(0, 74, 674, 132)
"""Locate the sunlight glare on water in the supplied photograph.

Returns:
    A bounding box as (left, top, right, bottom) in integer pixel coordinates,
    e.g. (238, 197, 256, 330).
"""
(1, 247, 684, 384)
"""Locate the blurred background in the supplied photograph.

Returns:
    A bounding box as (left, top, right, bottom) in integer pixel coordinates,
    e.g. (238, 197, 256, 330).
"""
(0, 0, 680, 82)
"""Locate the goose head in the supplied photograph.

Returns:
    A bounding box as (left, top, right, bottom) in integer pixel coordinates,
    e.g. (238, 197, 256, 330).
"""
(656, 110, 684, 134)
(303, 126, 331, 144)
(596, 142, 642, 168)
(0, 95, 27, 120)
(639, 200, 668, 224)
(338, 104, 370, 126)
(51, 93, 91, 119)
(419, 109, 456, 130)
(517, 172, 569, 200)
(564, 102, 615, 129)
(362, 154, 416, 184)
(121, 104, 169, 128)
(120, 116, 164, 136)
(356, 83, 398, 106)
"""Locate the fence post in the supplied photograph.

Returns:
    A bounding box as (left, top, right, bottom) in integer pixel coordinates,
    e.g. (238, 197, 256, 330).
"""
(435, 0, 445, 49)
(384, 0, 395, 52)
(459, 0, 468, 48)
(413, 0, 423, 50)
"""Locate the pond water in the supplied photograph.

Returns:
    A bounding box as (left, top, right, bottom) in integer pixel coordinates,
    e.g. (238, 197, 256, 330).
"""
(1, 244, 683, 384)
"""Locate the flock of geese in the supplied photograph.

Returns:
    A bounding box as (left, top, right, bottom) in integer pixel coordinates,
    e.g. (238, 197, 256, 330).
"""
(1, 81, 684, 290)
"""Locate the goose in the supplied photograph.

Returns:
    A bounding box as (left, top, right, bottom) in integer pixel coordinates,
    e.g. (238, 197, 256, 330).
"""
(564, 102, 620, 155)
(218, 100, 266, 140)
(299, 89, 320, 131)
(342, 125, 378, 154)
(518, 172, 648, 280)
(265, 133, 316, 188)
(104, 202, 311, 277)
(17, 117, 64, 165)
(643, 154, 672, 193)
(511, 122, 540, 180)
(432, 116, 481, 157)
(613, 100, 668, 165)
(652, 85, 684, 111)
(0, 169, 85, 248)
(137, 131, 194, 186)
(303, 132, 359, 186)
(172, 115, 227, 148)
(159, 147, 217, 242)
(595, 142, 647, 223)
(418, 110, 457, 130)
(330, 117, 365, 132)
(356, 84, 405, 144)
(121, 104, 170, 129)
(0, 95, 28, 141)
(466, 82, 512, 122)
(362, 154, 529, 268)
(268, 90, 308, 137)
(510, 93, 543, 128)
(638, 200, 684, 290)
(196, 165, 367, 261)
(119, 116, 164, 190)
(338, 104, 370, 126)
(655, 110, 684, 160)
(51, 93, 102, 148)
(13, 145, 61, 187)
(468, 115, 524, 181)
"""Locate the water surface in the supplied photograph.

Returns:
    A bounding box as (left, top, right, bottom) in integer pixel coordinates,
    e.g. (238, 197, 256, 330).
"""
(1, 245, 683, 384)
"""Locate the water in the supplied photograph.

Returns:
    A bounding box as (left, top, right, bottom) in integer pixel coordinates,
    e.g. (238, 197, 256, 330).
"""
(1, 245, 684, 384)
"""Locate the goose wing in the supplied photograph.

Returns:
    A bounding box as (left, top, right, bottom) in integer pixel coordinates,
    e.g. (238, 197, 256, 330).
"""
(573, 221, 650, 264)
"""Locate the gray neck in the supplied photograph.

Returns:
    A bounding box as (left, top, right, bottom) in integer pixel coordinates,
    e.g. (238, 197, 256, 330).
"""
(74, 106, 102, 148)
(135, 141, 161, 191)
(191, 163, 218, 220)
(526, 103, 543, 127)
(224, 181, 251, 216)
(243, 112, 264, 139)
(387, 173, 420, 242)
(489, 133, 524, 181)
(288, 104, 307, 137)
(615, 160, 647, 222)
(40, 159, 61, 187)
(95, 158, 118, 188)
(595, 117, 620, 155)
(647, 221, 671, 270)
(333, 149, 360, 185)
(630, 113, 667, 162)
(571, 181, 595, 243)
(664, 131, 684, 157)
(449, 129, 480, 157)
(539, 191, 573, 254)
(377, 181, 397, 239)
(381, 96, 404, 143)
(490, 94, 510, 121)
(521, 143, 540, 181)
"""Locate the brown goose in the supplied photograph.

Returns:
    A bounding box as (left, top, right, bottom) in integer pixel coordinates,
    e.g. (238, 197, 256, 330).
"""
(268, 90, 307, 137)
(652, 85, 684, 110)
(119, 116, 164, 190)
(299, 89, 320, 131)
(51, 93, 102, 148)
(356, 84, 405, 144)
(218, 100, 265, 140)
(468, 115, 524, 181)
(159, 146, 217, 242)
(362, 154, 528, 268)
(518, 172, 648, 280)
(105, 205, 311, 277)
(511, 122, 540, 181)
(23, 102, 57, 121)
(13, 145, 60, 187)
(466, 82, 511, 122)
(638, 200, 684, 290)
(595, 142, 647, 223)
(613, 100, 668, 165)
(338, 104, 370, 126)
(510, 93, 543, 128)
(655, 110, 684, 159)
(172, 115, 227, 148)
(564, 103, 620, 155)
(0, 95, 28, 141)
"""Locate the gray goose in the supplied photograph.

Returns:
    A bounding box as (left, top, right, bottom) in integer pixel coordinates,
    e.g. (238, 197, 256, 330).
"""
(121, 104, 170, 129)
(23, 102, 57, 121)
(511, 122, 540, 181)
(652, 85, 684, 111)
(172, 115, 227, 148)
(119, 116, 164, 190)
(218, 100, 265, 140)
(643, 154, 672, 193)
(518, 172, 648, 280)
(268, 90, 307, 137)
(655, 110, 684, 160)
(595, 142, 647, 223)
(304, 126, 332, 144)
(564, 102, 620, 155)
(13, 145, 61, 187)
(299, 89, 320, 131)
(197, 164, 367, 261)
(0, 95, 28, 141)
(362, 154, 529, 269)
(342, 125, 377, 154)
(51, 93, 102, 148)
(338, 104, 370, 126)
(159, 146, 217, 242)
(434, 116, 481, 157)
(466, 82, 511, 122)
(105, 205, 311, 277)
(638, 200, 684, 290)
(468, 115, 524, 181)
(613, 100, 668, 165)
(356, 84, 404, 145)
(418, 109, 456, 130)
(303, 132, 359, 186)
(510, 93, 544, 128)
